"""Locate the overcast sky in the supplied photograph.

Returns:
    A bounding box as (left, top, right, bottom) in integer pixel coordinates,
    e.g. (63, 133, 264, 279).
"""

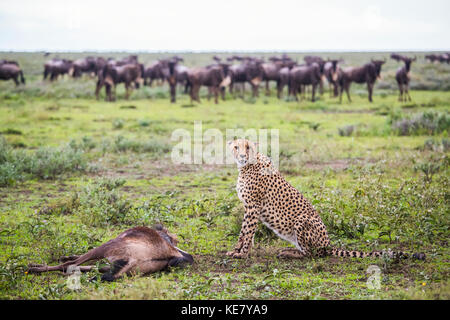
(0, 0, 449, 52)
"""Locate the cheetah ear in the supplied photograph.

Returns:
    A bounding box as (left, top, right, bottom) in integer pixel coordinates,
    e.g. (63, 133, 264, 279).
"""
(227, 140, 235, 149)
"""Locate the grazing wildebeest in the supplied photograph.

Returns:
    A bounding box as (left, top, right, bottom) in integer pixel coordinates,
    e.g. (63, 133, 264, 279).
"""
(324, 59, 340, 97)
(288, 63, 324, 102)
(187, 64, 229, 104)
(395, 56, 416, 102)
(338, 59, 386, 103)
(228, 59, 264, 98)
(425, 54, 438, 63)
(43, 59, 74, 81)
(390, 53, 409, 62)
(95, 61, 143, 101)
(27, 225, 194, 282)
(72, 56, 99, 78)
(0, 62, 25, 86)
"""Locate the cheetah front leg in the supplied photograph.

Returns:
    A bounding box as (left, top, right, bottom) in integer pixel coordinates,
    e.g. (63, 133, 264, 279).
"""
(226, 204, 260, 259)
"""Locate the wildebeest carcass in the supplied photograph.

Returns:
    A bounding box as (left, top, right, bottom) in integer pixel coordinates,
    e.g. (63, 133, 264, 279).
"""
(0, 61, 25, 86)
(228, 59, 264, 98)
(288, 63, 324, 102)
(187, 64, 229, 104)
(43, 59, 74, 81)
(337, 59, 385, 103)
(395, 56, 416, 102)
(323, 59, 340, 97)
(95, 60, 143, 101)
(27, 225, 194, 282)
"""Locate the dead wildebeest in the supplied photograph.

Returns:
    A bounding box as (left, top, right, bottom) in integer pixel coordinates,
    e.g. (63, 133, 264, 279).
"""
(27, 225, 194, 282)
(337, 59, 386, 103)
(228, 59, 264, 98)
(0, 62, 25, 86)
(323, 59, 340, 97)
(187, 64, 229, 104)
(395, 56, 416, 102)
(95, 61, 143, 101)
(288, 63, 324, 102)
(43, 59, 74, 81)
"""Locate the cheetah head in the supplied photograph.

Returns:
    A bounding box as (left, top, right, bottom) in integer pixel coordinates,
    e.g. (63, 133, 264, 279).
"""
(228, 139, 258, 168)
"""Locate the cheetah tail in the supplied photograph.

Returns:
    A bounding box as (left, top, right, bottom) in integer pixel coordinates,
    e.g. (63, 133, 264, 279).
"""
(328, 248, 426, 260)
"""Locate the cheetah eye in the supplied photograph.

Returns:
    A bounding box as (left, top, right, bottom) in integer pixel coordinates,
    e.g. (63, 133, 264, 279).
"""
(234, 146, 238, 150)
(246, 145, 249, 150)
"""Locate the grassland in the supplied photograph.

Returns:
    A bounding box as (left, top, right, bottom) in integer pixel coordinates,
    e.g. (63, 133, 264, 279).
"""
(0, 52, 449, 300)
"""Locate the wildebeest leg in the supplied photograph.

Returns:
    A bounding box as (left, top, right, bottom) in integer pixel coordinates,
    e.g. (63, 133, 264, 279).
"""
(13, 76, 19, 86)
(265, 81, 270, 96)
(101, 259, 135, 282)
(406, 84, 412, 101)
(214, 86, 219, 104)
(345, 83, 352, 103)
(170, 84, 176, 103)
(59, 255, 80, 263)
(95, 80, 103, 100)
(311, 84, 316, 102)
(398, 83, 403, 102)
(220, 86, 226, 101)
(367, 82, 373, 103)
(105, 84, 112, 102)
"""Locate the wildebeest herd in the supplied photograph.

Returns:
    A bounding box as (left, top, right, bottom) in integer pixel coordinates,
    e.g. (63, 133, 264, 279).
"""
(1, 52, 449, 103)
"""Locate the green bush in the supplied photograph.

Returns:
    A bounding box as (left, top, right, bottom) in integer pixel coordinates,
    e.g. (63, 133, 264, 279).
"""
(0, 137, 87, 186)
(391, 111, 450, 136)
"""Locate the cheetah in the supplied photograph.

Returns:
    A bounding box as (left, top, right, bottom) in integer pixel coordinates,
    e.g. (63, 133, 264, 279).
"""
(226, 139, 425, 260)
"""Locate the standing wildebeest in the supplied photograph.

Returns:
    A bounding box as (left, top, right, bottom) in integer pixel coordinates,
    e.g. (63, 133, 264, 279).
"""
(323, 59, 340, 97)
(43, 59, 74, 81)
(162, 58, 191, 103)
(338, 59, 386, 103)
(395, 56, 416, 102)
(261, 57, 295, 96)
(187, 64, 229, 104)
(95, 61, 143, 101)
(0, 62, 25, 86)
(27, 225, 194, 282)
(228, 59, 264, 98)
(72, 56, 106, 78)
(288, 63, 324, 102)
(143, 60, 166, 87)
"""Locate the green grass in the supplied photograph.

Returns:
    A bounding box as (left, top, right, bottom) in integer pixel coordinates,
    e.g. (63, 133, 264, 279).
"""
(0, 52, 449, 300)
